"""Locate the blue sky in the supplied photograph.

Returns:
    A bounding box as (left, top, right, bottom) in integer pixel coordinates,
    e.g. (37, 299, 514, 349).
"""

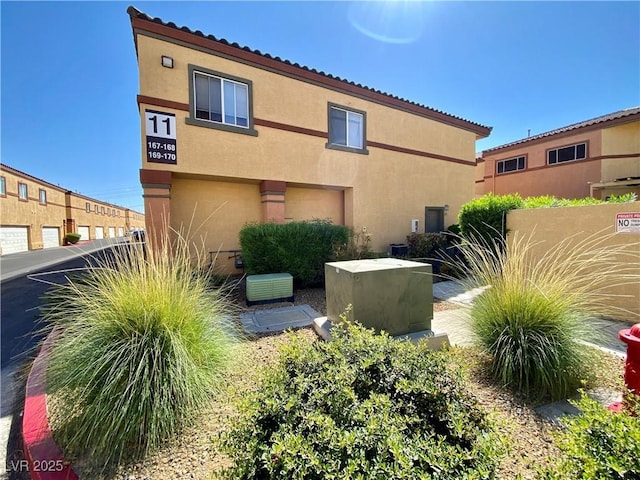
(2, 1, 638, 211)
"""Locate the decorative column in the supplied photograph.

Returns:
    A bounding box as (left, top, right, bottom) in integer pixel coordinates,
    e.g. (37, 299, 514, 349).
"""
(140, 169, 172, 247)
(260, 180, 286, 223)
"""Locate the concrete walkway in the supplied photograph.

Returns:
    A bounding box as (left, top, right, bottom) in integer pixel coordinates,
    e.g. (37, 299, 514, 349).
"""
(433, 280, 633, 357)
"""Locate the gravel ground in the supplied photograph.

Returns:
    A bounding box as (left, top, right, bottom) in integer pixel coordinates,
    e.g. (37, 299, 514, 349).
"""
(55, 287, 625, 480)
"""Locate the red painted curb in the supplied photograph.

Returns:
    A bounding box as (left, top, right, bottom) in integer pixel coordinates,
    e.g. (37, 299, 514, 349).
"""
(22, 330, 79, 480)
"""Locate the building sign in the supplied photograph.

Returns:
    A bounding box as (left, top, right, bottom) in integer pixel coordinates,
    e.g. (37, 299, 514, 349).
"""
(615, 212, 640, 233)
(145, 110, 177, 164)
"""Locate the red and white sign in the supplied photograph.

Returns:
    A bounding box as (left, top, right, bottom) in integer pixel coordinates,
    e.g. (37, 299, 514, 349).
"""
(616, 212, 640, 233)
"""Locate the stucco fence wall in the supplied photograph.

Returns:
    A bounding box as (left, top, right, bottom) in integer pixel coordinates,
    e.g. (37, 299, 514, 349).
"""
(506, 202, 640, 322)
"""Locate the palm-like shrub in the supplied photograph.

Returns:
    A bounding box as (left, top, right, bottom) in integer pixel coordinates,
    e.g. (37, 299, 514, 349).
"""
(43, 231, 242, 470)
(456, 231, 639, 400)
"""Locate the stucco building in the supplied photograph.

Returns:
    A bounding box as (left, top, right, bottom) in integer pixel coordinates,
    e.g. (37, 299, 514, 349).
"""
(128, 7, 492, 272)
(476, 107, 640, 199)
(0, 164, 145, 254)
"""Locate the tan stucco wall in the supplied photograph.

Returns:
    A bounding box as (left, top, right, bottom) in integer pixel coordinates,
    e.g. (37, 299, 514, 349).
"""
(136, 34, 480, 258)
(66, 193, 131, 239)
(284, 186, 344, 224)
(600, 122, 640, 183)
(480, 130, 602, 199)
(1, 168, 66, 250)
(170, 176, 262, 271)
(506, 202, 640, 322)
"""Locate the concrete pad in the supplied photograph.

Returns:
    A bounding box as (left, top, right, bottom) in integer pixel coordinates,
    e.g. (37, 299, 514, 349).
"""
(433, 280, 487, 307)
(431, 309, 475, 347)
(535, 388, 623, 425)
(240, 304, 320, 333)
(313, 316, 450, 350)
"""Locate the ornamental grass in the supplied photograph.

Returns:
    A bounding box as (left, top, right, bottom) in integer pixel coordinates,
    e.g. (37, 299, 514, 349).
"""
(42, 230, 242, 470)
(453, 230, 639, 400)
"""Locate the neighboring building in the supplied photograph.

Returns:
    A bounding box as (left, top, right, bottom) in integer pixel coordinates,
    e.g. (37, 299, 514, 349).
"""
(0, 164, 145, 254)
(477, 107, 640, 199)
(128, 7, 491, 272)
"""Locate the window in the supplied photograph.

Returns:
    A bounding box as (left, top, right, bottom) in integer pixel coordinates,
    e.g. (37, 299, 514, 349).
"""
(39, 189, 47, 205)
(497, 156, 526, 174)
(188, 65, 257, 136)
(95, 205, 99, 214)
(548, 142, 587, 165)
(86, 202, 90, 213)
(326, 103, 368, 154)
(0, 177, 5, 196)
(18, 182, 28, 200)
(101, 206, 105, 215)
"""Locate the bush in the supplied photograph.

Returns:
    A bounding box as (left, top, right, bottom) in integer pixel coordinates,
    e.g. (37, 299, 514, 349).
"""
(456, 231, 640, 400)
(221, 321, 500, 479)
(43, 232, 242, 470)
(64, 232, 81, 244)
(239, 219, 349, 286)
(406, 232, 448, 258)
(458, 193, 524, 246)
(538, 393, 640, 479)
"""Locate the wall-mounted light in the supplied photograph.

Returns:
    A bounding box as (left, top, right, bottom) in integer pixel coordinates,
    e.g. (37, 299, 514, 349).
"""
(161, 55, 174, 68)
(444, 204, 449, 212)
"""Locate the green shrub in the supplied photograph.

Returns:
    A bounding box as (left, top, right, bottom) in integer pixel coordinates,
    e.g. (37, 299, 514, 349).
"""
(406, 232, 448, 258)
(64, 232, 81, 244)
(456, 231, 640, 400)
(458, 193, 524, 245)
(239, 219, 349, 286)
(606, 192, 638, 203)
(522, 195, 603, 208)
(221, 321, 500, 479)
(538, 393, 640, 479)
(43, 232, 242, 470)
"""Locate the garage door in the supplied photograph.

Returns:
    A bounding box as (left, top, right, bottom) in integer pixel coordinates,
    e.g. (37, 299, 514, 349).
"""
(0, 226, 29, 255)
(108, 227, 116, 238)
(95, 227, 104, 239)
(117, 227, 124, 237)
(42, 227, 60, 249)
(78, 226, 90, 241)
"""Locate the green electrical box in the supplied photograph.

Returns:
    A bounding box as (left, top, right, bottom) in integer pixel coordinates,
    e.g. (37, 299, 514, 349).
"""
(246, 273, 294, 306)
(325, 259, 433, 336)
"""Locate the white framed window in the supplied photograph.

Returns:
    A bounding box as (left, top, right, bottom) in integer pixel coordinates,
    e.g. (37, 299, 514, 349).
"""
(497, 156, 526, 174)
(327, 103, 367, 153)
(194, 72, 248, 127)
(0, 176, 6, 196)
(94, 204, 99, 214)
(39, 189, 47, 205)
(101, 206, 105, 215)
(86, 202, 91, 213)
(548, 142, 587, 165)
(18, 182, 28, 200)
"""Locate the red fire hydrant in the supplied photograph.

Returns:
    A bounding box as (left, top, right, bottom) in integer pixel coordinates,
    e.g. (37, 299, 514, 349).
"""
(609, 323, 640, 413)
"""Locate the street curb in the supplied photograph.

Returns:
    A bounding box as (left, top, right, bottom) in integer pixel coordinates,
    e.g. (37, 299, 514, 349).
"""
(22, 330, 78, 480)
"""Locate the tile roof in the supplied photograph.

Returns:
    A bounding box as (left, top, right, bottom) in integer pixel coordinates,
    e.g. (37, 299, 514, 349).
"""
(127, 6, 491, 137)
(483, 107, 640, 154)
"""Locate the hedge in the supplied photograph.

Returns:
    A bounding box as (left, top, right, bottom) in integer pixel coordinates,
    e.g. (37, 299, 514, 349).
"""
(239, 220, 349, 286)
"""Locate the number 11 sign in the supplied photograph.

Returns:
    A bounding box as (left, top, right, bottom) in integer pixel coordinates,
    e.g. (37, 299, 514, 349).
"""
(145, 110, 177, 164)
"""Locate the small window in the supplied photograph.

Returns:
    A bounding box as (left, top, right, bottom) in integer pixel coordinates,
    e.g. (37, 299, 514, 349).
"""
(326, 103, 368, 154)
(497, 156, 526, 174)
(188, 65, 256, 136)
(39, 189, 47, 205)
(101, 206, 105, 215)
(18, 182, 28, 200)
(95, 205, 99, 214)
(86, 202, 91, 213)
(0, 176, 6, 196)
(548, 142, 587, 165)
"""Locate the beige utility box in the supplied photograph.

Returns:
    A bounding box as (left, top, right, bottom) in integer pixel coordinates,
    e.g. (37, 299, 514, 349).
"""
(325, 258, 433, 336)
